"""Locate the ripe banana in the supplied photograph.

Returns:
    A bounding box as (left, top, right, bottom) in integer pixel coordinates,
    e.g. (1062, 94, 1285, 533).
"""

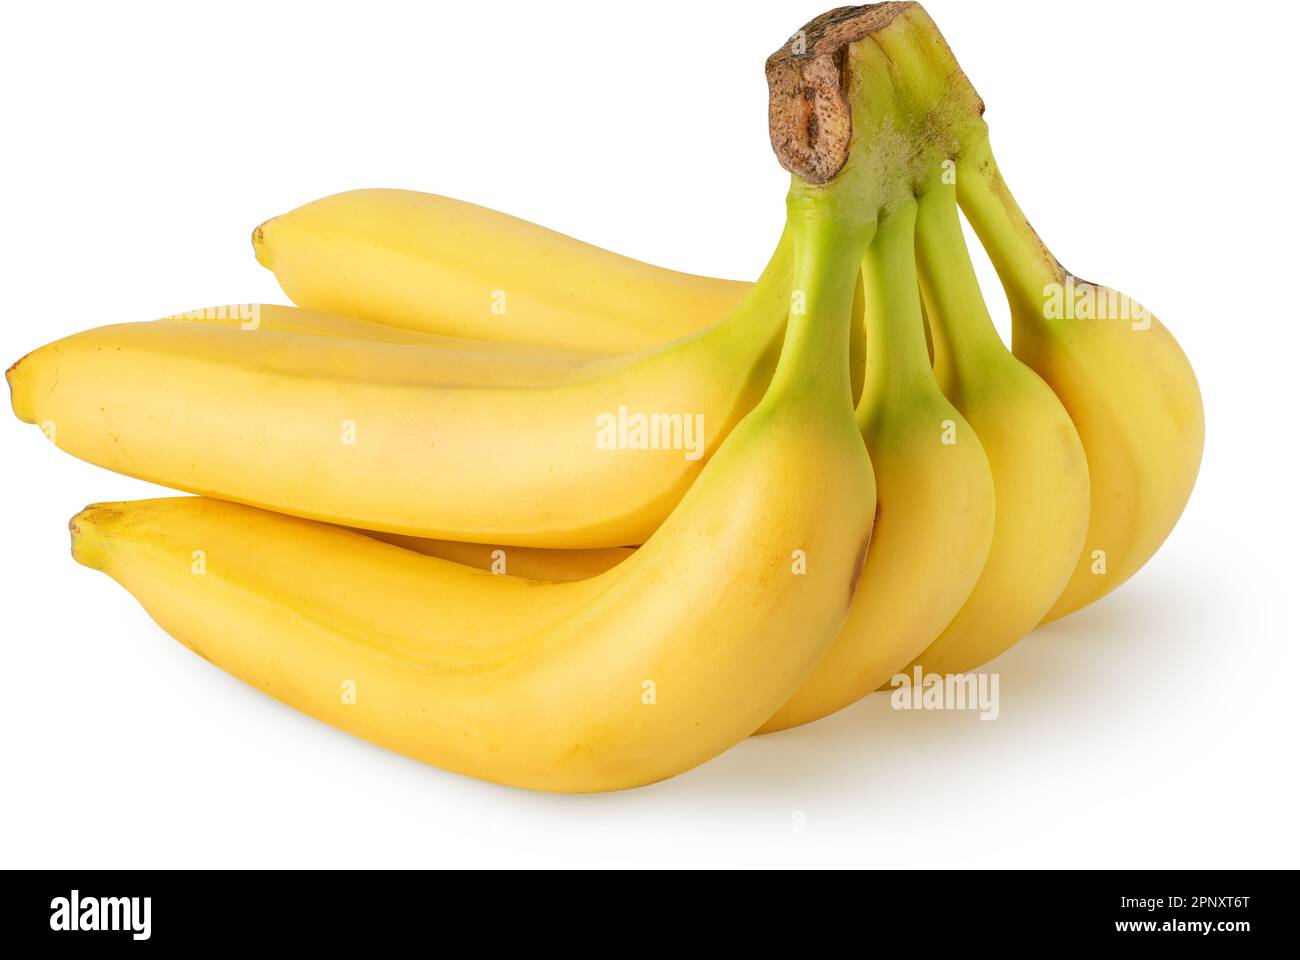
(9, 240, 798, 548)
(956, 146, 1204, 624)
(11, 217, 874, 550)
(253, 188, 751, 353)
(68, 193, 879, 792)
(905, 181, 1090, 676)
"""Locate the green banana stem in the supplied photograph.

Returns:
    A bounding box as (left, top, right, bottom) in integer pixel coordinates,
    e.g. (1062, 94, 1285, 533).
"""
(761, 3, 997, 424)
(856, 199, 934, 420)
(915, 181, 1007, 382)
(956, 145, 1067, 321)
(766, 4, 1059, 336)
(766, 199, 875, 412)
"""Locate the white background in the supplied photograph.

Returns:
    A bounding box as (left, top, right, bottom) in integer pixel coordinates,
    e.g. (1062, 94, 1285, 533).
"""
(1, 0, 1296, 869)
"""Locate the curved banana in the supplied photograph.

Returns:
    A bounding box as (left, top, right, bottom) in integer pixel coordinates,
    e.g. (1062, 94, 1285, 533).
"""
(957, 147, 1204, 624)
(69, 198, 878, 793)
(9, 243, 794, 548)
(904, 181, 1089, 676)
(11, 221, 874, 550)
(253, 188, 751, 353)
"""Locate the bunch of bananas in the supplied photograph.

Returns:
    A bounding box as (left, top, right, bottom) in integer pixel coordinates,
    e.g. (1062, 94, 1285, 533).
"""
(6, 3, 1202, 792)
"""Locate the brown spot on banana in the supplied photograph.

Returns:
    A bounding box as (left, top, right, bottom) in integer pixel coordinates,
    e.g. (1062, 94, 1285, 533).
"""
(849, 522, 876, 608)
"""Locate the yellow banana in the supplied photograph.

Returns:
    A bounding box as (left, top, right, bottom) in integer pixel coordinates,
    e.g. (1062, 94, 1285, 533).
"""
(957, 146, 1204, 624)
(11, 221, 873, 550)
(9, 242, 795, 548)
(69, 191, 879, 792)
(253, 188, 751, 353)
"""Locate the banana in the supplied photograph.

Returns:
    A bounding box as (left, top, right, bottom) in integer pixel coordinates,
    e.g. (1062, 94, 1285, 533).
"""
(11, 222, 875, 550)
(904, 181, 1089, 676)
(252, 188, 751, 353)
(68, 191, 879, 792)
(9, 242, 795, 548)
(956, 146, 1204, 624)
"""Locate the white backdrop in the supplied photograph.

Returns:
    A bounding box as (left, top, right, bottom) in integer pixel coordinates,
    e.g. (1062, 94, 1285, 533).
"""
(1, 0, 1295, 868)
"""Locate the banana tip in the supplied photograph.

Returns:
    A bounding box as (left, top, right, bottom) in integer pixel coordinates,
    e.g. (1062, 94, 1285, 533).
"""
(251, 219, 274, 269)
(6, 352, 28, 384)
(6, 353, 36, 423)
(68, 502, 127, 569)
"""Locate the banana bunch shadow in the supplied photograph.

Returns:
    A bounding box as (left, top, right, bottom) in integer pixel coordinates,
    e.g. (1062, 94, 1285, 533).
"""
(6, 3, 1202, 793)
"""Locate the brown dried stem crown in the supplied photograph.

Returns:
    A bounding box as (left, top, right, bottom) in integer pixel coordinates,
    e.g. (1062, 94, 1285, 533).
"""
(766, 3, 917, 184)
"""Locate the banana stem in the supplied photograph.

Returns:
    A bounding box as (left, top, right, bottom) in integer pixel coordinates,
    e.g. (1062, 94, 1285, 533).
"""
(766, 201, 874, 412)
(956, 147, 1067, 319)
(915, 182, 1006, 380)
(856, 200, 934, 418)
